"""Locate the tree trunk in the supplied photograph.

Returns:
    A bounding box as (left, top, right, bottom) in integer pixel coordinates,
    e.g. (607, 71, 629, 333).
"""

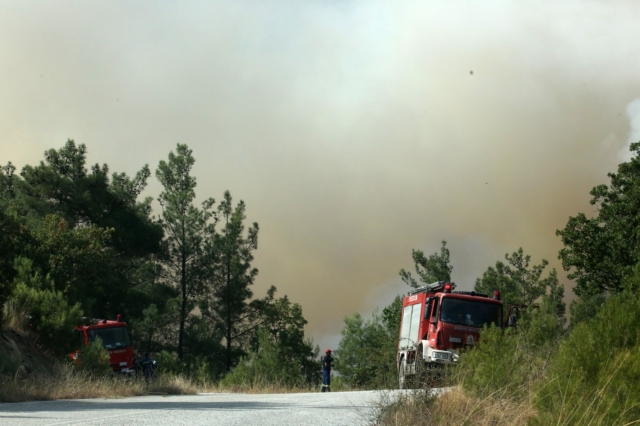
(178, 238, 187, 360)
(226, 257, 232, 371)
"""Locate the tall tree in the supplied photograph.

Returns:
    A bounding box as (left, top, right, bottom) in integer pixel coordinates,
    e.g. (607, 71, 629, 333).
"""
(19, 140, 162, 258)
(156, 144, 216, 360)
(557, 142, 640, 297)
(399, 240, 453, 288)
(205, 191, 259, 371)
(474, 248, 559, 309)
(2, 141, 163, 319)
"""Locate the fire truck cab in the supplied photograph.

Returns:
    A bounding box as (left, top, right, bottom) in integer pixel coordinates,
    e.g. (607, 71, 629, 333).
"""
(397, 281, 503, 388)
(73, 315, 136, 374)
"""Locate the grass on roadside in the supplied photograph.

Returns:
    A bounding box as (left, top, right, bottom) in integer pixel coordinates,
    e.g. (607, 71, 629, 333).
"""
(0, 362, 198, 403)
(372, 386, 536, 426)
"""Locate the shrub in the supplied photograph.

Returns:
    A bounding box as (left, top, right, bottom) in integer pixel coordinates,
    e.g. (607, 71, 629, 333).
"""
(9, 258, 83, 356)
(534, 293, 640, 425)
(568, 292, 607, 327)
(154, 350, 216, 384)
(220, 328, 307, 389)
(155, 350, 181, 374)
(77, 337, 111, 376)
(459, 326, 529, 398)
(335, 310, 398, 389)
(459, 293, 566, 401)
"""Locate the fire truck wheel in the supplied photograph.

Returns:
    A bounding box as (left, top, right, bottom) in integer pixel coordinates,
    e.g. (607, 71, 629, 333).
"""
(398, 358, 407, 390)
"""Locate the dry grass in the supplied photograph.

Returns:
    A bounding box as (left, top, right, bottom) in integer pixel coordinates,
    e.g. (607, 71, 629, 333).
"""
(0, 363, 321, 403)
(0, 363, 199, 403)
(374, 387, 536, 426)
(2, 299, 31, 335)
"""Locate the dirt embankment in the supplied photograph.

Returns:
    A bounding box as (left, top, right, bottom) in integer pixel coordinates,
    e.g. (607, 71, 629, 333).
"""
(0, 327, 54, 377)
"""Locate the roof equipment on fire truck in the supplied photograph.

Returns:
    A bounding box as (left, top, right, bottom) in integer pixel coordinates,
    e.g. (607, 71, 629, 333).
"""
(409, 281, 457, 296)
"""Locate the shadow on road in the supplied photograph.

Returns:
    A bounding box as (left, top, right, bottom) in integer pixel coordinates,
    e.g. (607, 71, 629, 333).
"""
(0, 397, 370, 414)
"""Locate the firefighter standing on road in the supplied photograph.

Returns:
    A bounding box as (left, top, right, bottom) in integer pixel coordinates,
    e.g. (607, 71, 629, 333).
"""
(321, 349, 333, 392)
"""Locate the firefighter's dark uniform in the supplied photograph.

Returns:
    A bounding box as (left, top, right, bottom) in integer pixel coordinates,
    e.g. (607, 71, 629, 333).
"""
(322, 352, 333, 392)
(140, 354, 157, 381)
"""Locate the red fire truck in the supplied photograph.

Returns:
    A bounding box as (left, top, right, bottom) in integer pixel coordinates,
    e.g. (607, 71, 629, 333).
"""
(397, 281, 503, 388)
(72, 315, 136, 374)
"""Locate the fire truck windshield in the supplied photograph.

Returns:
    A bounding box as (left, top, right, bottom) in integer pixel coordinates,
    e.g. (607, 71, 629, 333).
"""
(87, 327, 131, 349)
(440, 298, 502, 328)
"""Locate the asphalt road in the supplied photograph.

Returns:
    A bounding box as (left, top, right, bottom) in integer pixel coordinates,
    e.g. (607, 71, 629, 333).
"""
(0, 391, 389, 426)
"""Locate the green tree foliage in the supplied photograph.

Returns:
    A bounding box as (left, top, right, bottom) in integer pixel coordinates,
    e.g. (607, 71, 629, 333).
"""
(153, 345, 218, 384)
(336, 308, 398, 389)
(18, 141, 161, 255)
(203, 191, 260, 371)
(461, 292, 566, 400)
(155, 144, 217, 360)
(568, 292, 606, 327)
(259, 293, 319, 384)
(182, 315, 226, 380)
(77, 336, 111, 376)
(399, 240, 452, 288)
(0, 209, 32, 325)
(556, 142, 640, 297)
(381, 295, 403, 341)
(336, 313, 383, 387)
(220, 328, 310, 389)
(534, 293, 640, 425)
(9, 258, 83, 356)
(474, 248, 562, 310)
(131, 302, 180, 354)
(0, 140, 317, 386)
(1, 141, 162, 320)
(33, 215, 115, 312)
(0, 162, 18, 206)
(334, 296, 402, 390)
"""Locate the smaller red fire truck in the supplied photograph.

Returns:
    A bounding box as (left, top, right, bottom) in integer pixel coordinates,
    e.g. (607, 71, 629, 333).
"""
(397, 281, 503, 388)
(71, 315, 136, 374)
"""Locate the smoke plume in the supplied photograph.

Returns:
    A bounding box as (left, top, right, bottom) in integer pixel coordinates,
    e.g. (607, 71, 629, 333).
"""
(1, 0, 640, 345)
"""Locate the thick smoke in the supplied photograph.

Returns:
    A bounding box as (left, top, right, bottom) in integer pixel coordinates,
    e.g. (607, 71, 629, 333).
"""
(620, 99, 640, 161)
(1, 1, 640, 346)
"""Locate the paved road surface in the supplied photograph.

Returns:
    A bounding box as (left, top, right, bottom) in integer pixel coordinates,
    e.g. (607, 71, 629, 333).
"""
(0, 391, 388, 426)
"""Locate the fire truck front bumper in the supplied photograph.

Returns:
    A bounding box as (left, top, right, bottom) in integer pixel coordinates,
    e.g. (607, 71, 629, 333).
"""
(425, 347, 460, 364)
(111, 365, 135, 374)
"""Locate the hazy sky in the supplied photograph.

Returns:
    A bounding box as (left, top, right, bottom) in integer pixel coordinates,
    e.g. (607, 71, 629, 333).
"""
(2, 0, 640, 348)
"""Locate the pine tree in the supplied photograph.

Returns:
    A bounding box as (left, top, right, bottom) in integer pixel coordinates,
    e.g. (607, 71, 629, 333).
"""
(399, 240, 453, 288)
(156, 144, 216, 360)
(204, 191, 259, 371)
